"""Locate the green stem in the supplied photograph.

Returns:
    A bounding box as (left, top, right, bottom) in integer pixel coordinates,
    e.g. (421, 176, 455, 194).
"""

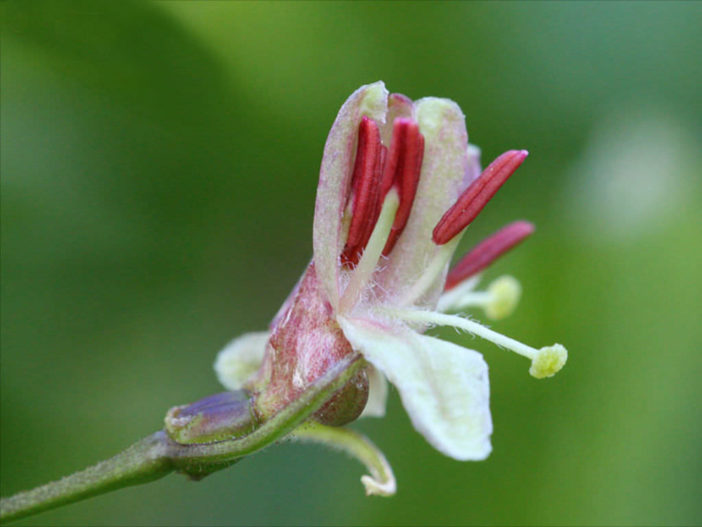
(1, 353, 364, 523)
(0, 433, 172, 522)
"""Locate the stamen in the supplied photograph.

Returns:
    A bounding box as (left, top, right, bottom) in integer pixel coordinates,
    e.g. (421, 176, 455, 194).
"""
(385, 308, 567, 379)
(439, 289, 491, 312)
(436, 275, 481, 313)
(380, 118, 425, 255)
(444, 220, 535, 290)
(483, 276, 522, 320)
(341, 116, 386, 267)
(438, 275, 522, 320)
(433, 150, 529, 245)
(340, 190, 399, 313)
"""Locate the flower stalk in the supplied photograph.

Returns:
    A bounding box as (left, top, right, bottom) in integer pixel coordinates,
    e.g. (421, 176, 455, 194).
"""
(0, 433, 172, 523)
(0, 354, 364, 522)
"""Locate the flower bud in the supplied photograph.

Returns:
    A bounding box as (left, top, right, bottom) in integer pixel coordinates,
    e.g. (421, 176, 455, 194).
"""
(165, 390, 259, 444)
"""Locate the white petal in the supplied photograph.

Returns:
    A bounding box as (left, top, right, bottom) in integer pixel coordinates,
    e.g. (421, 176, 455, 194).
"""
(464, 143, 483, 187)
(313, 82, 388, 309)
(379, 92, 415, 145)
(378, 98, 471, 308)
(338, 317, 492, 461)
(360, 364, 388, 418)
(214, 331, 270, 390)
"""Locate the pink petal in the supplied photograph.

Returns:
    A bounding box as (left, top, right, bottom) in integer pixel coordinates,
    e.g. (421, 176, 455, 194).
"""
(313, 82, 388, 309)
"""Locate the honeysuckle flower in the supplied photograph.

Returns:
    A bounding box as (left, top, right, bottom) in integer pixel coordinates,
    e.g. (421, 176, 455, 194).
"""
(216, 82, 567, 469)
(0, 83, 574, 524)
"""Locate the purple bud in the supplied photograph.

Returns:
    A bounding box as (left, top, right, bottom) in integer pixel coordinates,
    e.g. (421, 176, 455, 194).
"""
(165, 390, 259, 445)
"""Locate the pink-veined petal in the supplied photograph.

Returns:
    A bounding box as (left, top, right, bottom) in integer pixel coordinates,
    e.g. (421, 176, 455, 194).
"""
(313, 82, 388, 309)
(377, 98, 470, 307)
(338, 316, 492, 461)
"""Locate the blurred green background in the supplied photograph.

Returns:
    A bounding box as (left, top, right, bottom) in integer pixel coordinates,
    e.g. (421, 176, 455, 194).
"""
(2, 1, 701, 525)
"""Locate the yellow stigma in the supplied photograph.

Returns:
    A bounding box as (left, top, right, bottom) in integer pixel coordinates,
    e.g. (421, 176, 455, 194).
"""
(485, 275, 521, 320)
(529, 344, 568, 379)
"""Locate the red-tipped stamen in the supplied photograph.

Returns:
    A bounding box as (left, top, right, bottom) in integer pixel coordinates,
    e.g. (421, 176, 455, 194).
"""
(381, 118, 425, 255)
(433, 150, 528, 245)
(341, 117, 386, 266)
(444, 220, 535, 290)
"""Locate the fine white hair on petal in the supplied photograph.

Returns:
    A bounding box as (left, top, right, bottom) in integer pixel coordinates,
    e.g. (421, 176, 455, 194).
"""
(338, 316, 492, 461)
(360, 364, 388, 418)
(313, 81, 389, 310)
(214, 331, 270, 391)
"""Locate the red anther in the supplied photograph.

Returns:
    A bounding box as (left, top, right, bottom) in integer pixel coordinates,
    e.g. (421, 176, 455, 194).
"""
(432, 150, 528, 245)
(341, 117, 385, 267)
(444, 220, 535, 291)
(381, 118, 425, 255)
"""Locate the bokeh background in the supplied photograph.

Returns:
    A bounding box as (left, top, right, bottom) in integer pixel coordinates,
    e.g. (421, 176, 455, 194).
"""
(2, 2, 701, 525)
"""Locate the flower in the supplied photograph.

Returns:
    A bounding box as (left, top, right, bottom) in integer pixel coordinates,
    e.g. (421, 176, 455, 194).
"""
(215, 81, 567, 463)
